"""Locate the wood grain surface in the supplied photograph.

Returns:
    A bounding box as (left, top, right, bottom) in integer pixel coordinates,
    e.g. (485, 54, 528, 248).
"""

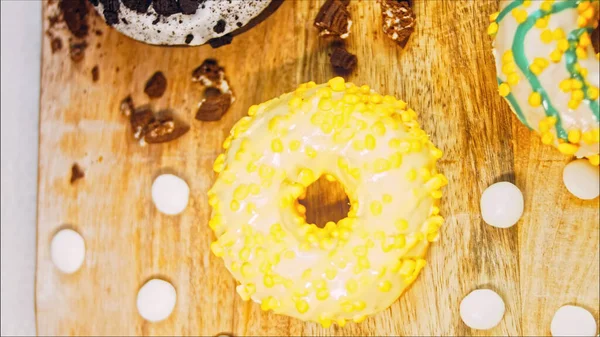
(36, 0, 599, 335)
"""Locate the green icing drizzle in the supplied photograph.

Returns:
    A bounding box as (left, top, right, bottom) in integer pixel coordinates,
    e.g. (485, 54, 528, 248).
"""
(511, 1, 578, 140)
(496, 0, 524, 23)
(564, 27, 600, 121)
(497, 77, 532, 129)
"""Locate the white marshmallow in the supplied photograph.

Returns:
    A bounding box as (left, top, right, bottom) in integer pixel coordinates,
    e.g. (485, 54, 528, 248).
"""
(480, 182, 524, 228)
(551, 305, 597, 337)
(50, 229, 85, 274)
(152, 174, 190, 215)
(136, 279, 177, 323)
(460, 289, 505, 330)
(563, 159, 600, 200)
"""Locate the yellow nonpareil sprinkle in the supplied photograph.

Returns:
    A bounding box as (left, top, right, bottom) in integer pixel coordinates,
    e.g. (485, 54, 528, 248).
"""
(588, 87, 599, 100)
(558, 143, 579, 155)
(378, 281, 392, 292)
(512, 8, 528, 24)
(557, 39, 569, 52)
(568, 129, 581, 144)
(328, 76, 346, 91)
(507, 73, 520, 85)
(370, 201, 383, 216)
(540, 29, 553, 43)
(541, 132, 554, 145)
(489, 11, 499, 22)
(499, 83, 511, 97)
(549, 49, 562, 63)
(588, 154, 599, 166)
(365, 134, 376, 150)
(528, 92, 542, 107)
(552, 28, 565, 40)
(487, 22, 498, 35)
(559, 79, 572, 92)
(535, 16, 548, 29)
(271, 138, 284, 152)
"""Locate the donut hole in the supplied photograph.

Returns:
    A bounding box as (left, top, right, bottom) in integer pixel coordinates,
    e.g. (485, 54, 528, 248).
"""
(298, 175, 350, 228)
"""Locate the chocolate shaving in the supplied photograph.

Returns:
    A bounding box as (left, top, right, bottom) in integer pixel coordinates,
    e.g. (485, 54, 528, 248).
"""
(69, 42, 87, 62)
(380, 0, 416, 48)
(330, 46, 357, 72)
(314, 0, 352, 38)
(144, 71, 167, 98)
(196, 91, 232, 122)
(70, 163, 85, 184)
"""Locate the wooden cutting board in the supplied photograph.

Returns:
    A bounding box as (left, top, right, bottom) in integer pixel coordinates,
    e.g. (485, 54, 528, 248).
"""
(36, 0, 599, 335)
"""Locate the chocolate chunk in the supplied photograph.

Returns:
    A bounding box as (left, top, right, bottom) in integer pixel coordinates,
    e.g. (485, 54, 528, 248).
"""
(60, 0, 89, 38)
(69, 42, 88, 62)
(91, 65, 99, 82)
(381, 0, 416, 48)
(51, 37, 63, 53)
(120, 95, 135, 116)
(185, 34, 194, 44)
(121, 0, 152, 13)
(330, 46, 357, 71)
(70, 163, 85, 184)
(208, 33, 233, 48)
(179, 0, 201, 15)
(130, 105, 154, 139)
(99, 0, 120, 25)
(88, 0, 99, 6)
(195, 91, 232, 122)
(213, 19, 226, 33)
(592, 21, 599, 55)
(192, 59, 222, 83)
(144, 71, 167, 98)
(144, 110, 190, 144)
(153, 0, 181, 16)
(314, 0, 352, 38)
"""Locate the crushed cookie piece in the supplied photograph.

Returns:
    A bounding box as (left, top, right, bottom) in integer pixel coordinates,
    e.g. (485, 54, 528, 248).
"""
(314, 0, 352, 39)
(70, 163, 85, 184)
(192, 59, 223, 84)
(144, 71, 167, 98)
(208, 33, 233, 48)
(330, 46, 357, 72)
(51, 37, 63, 53)
(380, 0, 416, 48)
(196, 89, 232, 121)
(130, 105, 154, 139)
(191, 59, 235, 121)
(69, 41, 87, 62)
(143, 110, 190, 144)
(59, 0, 89, 38)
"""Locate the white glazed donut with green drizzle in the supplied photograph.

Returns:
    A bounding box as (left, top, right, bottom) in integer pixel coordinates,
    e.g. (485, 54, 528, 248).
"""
(489, 0, 600, 166)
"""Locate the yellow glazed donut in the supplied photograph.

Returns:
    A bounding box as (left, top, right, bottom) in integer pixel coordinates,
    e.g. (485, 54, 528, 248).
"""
(489, 0, 600, 166)
(208, 78, 447, 327)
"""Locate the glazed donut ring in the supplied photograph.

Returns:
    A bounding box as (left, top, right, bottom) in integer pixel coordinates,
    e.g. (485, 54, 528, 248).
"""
(490, 0, 599, 165)
(208, 78, 447, 327)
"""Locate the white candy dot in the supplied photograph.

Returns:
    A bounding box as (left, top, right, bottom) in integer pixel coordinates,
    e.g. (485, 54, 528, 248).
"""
(563, 159, 600, 200)
(50, 229, 85, 274)
(480, 182, 524, 228)
(137, 279, 177, 322)
(551, 305, 597, 337)
(152, 174, 190, 215)
(460, 289, 505, 330)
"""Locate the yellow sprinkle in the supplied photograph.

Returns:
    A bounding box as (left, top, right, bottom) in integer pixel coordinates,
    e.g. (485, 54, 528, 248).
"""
(568, 129, 581, 144)
(328, 77, 346, 91)
(549, 50, 562, 63)
(213, 153, 226, 173)
(343, 94, 360, 104)
(370, 201, 383, 216)
(576, 46, 587, 60)
(487, 22, 498, 35)
(582, 129, 600, 144)
(241, 262, 252, 278)
(541, 132, 554, 145)
(511, 8, 528, 24)
(572, 79, 583, 90)
(489, 11, 499, 22)
(502, 50, 514, 63)
(399, 260, 416, 276)
(288, 96, 302, 109)
(522, 0, 531, 7)
(230, 200, 240, 211)
(557, 39, 569, 52)
(378, 280, 392, 292)
(530, 64, 543, 75)
(507, 73, 520, 85)
(528, 92, 542, 107)
(406, 169, 417, 181)
(233, 184, 249, 200)
(373, 158, 391, 173)
(588, 87, 599, 100)
(305, 145, 317, 158)
(559, 79, 572, 92)
(371, 121, 386, 136)
(572, 89, 585, 101)
(552, 28, 565, 40)
(298, 168, 316, 186)
(382, 193, 393, 203)
(271, 138, 284, 152)
(535, 16, 548, 29)
(499, 83, 511, 97)
(568, 99, 581, 110)
(346, 279, 358, 293)
(370, 94, 383, 104)
(247, 104, 259, 116)
(540, 1, 552, 12)
(579, 32, 591, 47)
(210, 241, 224, 257)
(295, 299, 309, 313)
(502, 62, 516, 75)
(316, 289, 330, 300)
(365, 134, 376, 150)
(557, 143, 579, 155)
(588, 154, 599, 166)
(318, 98, 333, 111)
(540, 29, 553, 43)
(317, 87, 332, 98)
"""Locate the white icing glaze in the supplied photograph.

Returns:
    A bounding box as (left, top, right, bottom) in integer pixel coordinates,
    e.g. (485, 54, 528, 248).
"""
(208, 78, 446, 326)
(95, 0, 272, 46)
(491, 0, 599, 163)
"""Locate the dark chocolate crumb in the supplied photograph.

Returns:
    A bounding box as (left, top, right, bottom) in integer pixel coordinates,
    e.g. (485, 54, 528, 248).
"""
(91, 65, 99, 82)
(153, 0, 181, 16)
(60, 0, 89, 38)
(120, 95, 135, 116)
(195, 91, 232, 122)
(130, 105, 154, 138)
(95, 29, 103, 36)
(70, 163, 85, 184)
(99, 0, 120, 25)
(330, 46, 357, 72)
(69, 41, 88, 62)
(51, 37, 63, 53)
(213, 19, 226, 34)
(314, 0, 351, 38)
(192, 59, 222, 83)
(121, 0, 151, 13)
(381, 0, 416, 47)
(144, 109, 190, 144)
(179, 0, 201, 15)
(144, 71, 167, 98)
(208, 33, 233, 48)
(185, 34, 194, 44)
(121, 17, 129, 24)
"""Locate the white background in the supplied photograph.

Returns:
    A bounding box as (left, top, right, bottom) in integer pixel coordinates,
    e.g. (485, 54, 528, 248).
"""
(1, 1, 41, 335)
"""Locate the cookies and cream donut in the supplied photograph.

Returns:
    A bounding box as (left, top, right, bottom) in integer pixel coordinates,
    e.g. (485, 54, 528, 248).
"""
(208, 78, 447, 326)
(92, 0, 278, 46)
(489, 0, 600, 166)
